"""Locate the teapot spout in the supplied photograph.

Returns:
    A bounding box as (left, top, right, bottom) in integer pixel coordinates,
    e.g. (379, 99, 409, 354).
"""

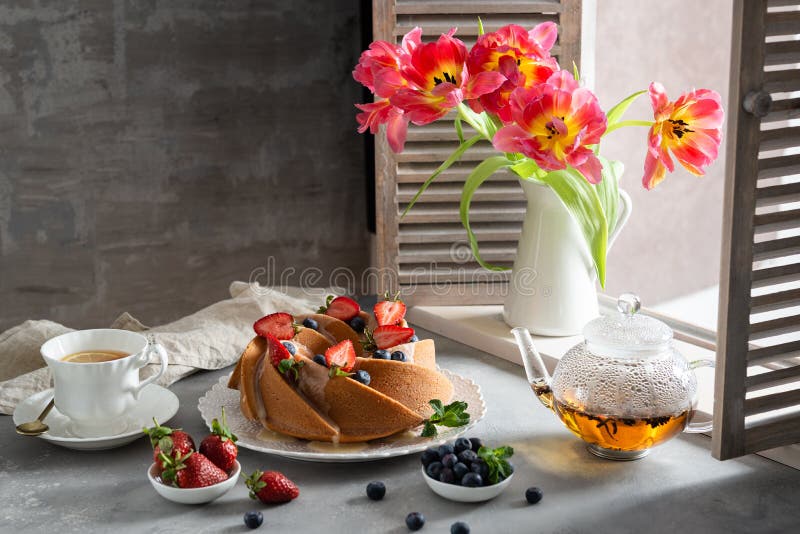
(511, 327, 554, 410)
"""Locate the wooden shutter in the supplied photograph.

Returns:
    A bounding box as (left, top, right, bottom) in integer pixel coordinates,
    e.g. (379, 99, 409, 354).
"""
(372, 0, 587, 304)
(715, 0, 800, 459)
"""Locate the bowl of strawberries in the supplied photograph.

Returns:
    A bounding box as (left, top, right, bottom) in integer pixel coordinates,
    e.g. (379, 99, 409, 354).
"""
(145, 409, 240, 504)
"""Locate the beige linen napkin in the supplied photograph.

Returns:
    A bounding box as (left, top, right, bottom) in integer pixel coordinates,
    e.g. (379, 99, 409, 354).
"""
(0, 282, 318, 415)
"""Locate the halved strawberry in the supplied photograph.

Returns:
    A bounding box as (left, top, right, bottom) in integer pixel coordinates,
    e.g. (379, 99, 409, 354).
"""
(374, 298, 406, 326)
(373, 325, 415, 350)
(320, 296, 360, 322)
(324, 339, 356, 372)
(266, 333, 293, 367)
(254, 313, 296, 340)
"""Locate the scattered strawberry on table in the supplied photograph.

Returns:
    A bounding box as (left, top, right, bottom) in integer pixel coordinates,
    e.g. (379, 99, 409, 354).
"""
(199, 407, 238, 472)
(245, 470, 300, 504)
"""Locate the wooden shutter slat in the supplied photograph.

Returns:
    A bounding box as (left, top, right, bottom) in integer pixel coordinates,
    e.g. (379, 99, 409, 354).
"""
(751, 261, 800, 289)
(745, 388, 800, 416)
(744, 412, 800, 454)
(398, 222, 521, 243)
(765, 39, 800, 65)
(750, 287, 800, 313)
(398, 266, 512, 284)
(752, 234, 800, 261)
(759, 126, 800, 152)
(395, 1, 563, 15)
(749, 312, 800, 339)
(395, 144, 500, 163)
(398, 243, 517, 263)
(397, 183, 523, 203)
(753, 206, 800, 233)
(746, 364, 800, 390)
(399, 204, 526, 223)
(748, 339, 800, 365)
(765, 10, 800, 37)
(762, 98, 800, 123)
(394, 14, 559, 37)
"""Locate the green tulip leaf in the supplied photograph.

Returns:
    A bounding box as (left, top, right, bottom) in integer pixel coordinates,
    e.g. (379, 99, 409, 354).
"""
(460, 156, 514, 271)
(401, 134, 483, 218)
(596, 156, 624, 237)
(606, 89, 647, 128)
(536, 167, 609, 286)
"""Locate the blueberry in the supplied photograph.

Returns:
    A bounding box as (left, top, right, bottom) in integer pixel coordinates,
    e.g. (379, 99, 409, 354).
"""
(390, 350, 406, 362)
(302, 317, 319, 330)
(425, 461, 443, 480)
(451, 522, 470, 534)
(469, 437, 483, 452)
(525, 486, 543, 504)
(454, 437, 472, 454)
(441, 453, 457, 468)
(405, 512, 425, 531)
(457, 449, 478, 464)
(410, 334, 419, 342)
(366, 481, 386, 501)
(438, 444, 455, 457)
(281, 341, 296, 355)
(351, 370, 371, 386)
(243, 511, 263, 529)
(420, 448, 440, 467)
(349, 316, 366, 333)
(439, 467, 455, 484)
(470, 460, 489, 479)
(453, 462, 469, 480)
(313, 354, 327, 367)
(373, 349, 390, 360)
(461, 472, 483, 487)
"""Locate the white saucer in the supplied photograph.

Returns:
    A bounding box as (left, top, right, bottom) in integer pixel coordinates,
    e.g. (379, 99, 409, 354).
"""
(12, 384, 179, 451)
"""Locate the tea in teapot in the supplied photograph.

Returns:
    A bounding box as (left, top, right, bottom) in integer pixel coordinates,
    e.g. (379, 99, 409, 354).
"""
(513, 293, 714, 460)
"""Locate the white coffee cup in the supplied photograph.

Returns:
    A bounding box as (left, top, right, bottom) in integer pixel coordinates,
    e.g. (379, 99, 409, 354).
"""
(41, 329, 168, 438)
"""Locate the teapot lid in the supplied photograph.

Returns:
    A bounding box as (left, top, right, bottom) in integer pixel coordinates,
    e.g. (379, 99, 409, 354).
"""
(583, 293, 672, 355)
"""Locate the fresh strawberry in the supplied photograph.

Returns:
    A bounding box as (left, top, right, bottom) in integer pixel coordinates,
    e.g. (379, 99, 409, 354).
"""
(245, 470, 299, 504)
(161, 451, 229, 489)
(143, 419, 196, 473)
(324, 339, 356, 372)
(373, 325, 415, 350)
(266, 333, 293, 367)
(199, 407, 238, 472)
(319, 295, 360, 321)
(374, 293, 407, 326)
(254, 312, 297, 340)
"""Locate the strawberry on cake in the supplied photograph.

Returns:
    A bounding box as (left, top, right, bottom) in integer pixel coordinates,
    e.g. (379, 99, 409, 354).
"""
(227, 293, 454, 443)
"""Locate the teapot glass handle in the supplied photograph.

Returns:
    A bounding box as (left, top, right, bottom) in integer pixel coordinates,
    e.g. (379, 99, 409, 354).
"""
(684, 358, 715, 434)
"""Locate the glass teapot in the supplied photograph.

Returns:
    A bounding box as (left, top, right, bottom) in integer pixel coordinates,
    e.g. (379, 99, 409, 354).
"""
(512, 293, 714, 460)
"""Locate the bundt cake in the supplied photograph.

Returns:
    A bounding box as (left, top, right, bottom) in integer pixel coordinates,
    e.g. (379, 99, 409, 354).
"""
(228, 294, 454, 442)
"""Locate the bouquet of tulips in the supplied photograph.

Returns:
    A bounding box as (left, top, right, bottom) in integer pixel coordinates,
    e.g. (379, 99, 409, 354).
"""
(353, 22, 724, 286)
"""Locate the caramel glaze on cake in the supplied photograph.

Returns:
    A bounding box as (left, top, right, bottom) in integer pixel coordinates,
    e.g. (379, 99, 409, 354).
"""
(228, 321, 454, 442)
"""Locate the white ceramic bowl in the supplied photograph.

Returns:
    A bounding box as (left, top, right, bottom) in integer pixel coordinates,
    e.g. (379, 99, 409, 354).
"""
(147, 460, 240, 504)
(421, 466, 514, 503)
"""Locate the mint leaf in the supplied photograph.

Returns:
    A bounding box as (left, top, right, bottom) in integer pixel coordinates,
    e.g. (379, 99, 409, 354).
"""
(429, 399, 445, 418)
(277, 358, 304, 381)
(420, 399, 470, 437)
(478, 445, 515, 484)
(421, 421, 437, 437)
(328, 365, 352, 378)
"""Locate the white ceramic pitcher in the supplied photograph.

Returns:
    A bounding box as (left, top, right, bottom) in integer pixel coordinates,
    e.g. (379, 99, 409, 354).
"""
(503, 179, 632, 336)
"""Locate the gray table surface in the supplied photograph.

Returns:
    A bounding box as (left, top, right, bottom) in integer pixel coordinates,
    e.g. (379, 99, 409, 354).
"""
(2, 327, 799, 534)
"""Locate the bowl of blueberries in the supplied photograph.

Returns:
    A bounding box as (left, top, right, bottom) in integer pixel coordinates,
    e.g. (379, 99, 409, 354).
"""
(420, 436, 514, 503)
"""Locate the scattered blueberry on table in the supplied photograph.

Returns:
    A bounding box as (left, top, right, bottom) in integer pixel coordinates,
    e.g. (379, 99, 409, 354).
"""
(243, 511, 263, 529)
(451, 521, 470, 534)
(405, 512, 425, 531)
(366, 481, 386, 501)
(525, 486, 544, 504)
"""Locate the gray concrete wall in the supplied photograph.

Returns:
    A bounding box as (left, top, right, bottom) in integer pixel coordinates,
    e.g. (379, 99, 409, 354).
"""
(596, 0, 731, 305)
(0, 1, 369, 331)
